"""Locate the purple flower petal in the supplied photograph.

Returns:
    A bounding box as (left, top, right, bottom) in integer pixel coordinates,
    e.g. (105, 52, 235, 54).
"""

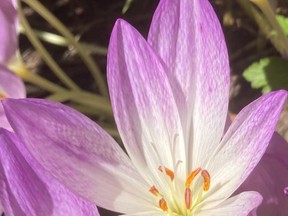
(0, 129, 99, 216)
(238, 133, 288, 216)
(0, 129, 53, 216)
(148, 0, 230, 169)
(0, 65, 25, 130)
(203, 90, 287, 206)
(0, 0, 17, 63)
(107, 20, 186, 178)
(2, 98, 153, 213)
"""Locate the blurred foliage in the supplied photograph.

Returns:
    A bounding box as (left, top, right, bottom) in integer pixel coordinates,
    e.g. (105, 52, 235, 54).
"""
(243, 57, 288, 93)
(233, 0, 288, 95)
(277, 15, 288, 36)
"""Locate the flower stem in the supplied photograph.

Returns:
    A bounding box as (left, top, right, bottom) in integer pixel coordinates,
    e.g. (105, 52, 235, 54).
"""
(18, 0, 81, 91)
(46, 91, 113, 117)
(18, 27, 108, 56)
(22, 0, 109, 96)
(251, 0, 288, 57)
(10, 59, 113, 117)
(237, 0, 288, 58)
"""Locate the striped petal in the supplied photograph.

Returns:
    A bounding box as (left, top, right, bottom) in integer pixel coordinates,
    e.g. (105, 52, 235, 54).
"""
(148, 0, 230, 169)
(0, 129, 100, 216)
(202, 90, 287, 206)
(2, 98, 152, 213)
(107, 19, 186, 183)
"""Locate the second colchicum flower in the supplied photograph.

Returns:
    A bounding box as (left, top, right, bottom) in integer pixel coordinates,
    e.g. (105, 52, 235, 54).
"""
(2, 0, 287, 215)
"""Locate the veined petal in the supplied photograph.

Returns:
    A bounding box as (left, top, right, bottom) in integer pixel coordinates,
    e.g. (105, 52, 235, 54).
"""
(0, 129, 53, 216)
(148, 0, 230, 170)
(12, 131, 100, 216)
(0, 0, 17, 63)
(238, 133, 288, 216)
(202, 90, 287, 206)
(0, 65, 25, 130)
(0, 129, 99, 216)
(107, 19, 186, 183)
(2, 98, 152, 213)
(196, 192, 262, 216)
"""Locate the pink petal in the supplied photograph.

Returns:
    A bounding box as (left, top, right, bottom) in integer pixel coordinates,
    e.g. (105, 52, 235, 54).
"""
(0, 129, 99, 216)
(237, 133, 288, 216)
(107, 19, 186, 179)
(203, 90, 287, 206)
(2, 98, 152, 213)
(0, 66, 25, 130)
(0, 66, 25, 99)
(0, 0, 17, 63)
(148, 0, 230, 169)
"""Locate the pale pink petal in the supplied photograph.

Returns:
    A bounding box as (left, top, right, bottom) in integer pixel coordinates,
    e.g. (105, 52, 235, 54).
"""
(107, 19, 186, 182)
(197, 192, 262, 216)
(0, 0, 17, 63)
(2, 98, 152, 213)
(148, 0, 230, 169)
(202, 90, 287, 206)
(237, 133, 288, 216)
(0, 66, 25, 98)
(0, 65, 25, 130)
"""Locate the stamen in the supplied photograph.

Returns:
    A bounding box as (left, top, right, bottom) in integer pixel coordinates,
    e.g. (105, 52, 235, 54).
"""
(185, 167, 201, 187)
(185, 188, 192, 209)
(159, 198, 168, 212)
(0, 92, 7, 99)
(158, 166, 174, 181)
(201, 170, 211, 191)
(149, 185, 159, 196)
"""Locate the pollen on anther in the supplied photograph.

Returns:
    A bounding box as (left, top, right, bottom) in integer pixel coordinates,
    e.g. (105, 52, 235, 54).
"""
(159, 198, 168, 212)
(185, 167, 201, 187)
(201, 170, 211, 191)
(158, 166, 174, 181)
(149, 185, 159, 196)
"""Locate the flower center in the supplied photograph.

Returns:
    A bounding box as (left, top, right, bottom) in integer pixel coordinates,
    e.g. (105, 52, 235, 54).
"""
(149, 167, 211, 215)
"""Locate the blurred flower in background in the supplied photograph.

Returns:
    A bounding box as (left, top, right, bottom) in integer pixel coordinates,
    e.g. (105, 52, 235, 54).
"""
(0, 1, 99, 215)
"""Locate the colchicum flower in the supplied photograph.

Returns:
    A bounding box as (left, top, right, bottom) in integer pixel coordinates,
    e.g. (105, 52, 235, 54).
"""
(2, 0, 287, 215)
(0, 1, 99, 215)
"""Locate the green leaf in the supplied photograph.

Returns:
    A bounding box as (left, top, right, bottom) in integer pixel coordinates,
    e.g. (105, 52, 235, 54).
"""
(243, 57, 288, 93)
(276, 15, 288, 36)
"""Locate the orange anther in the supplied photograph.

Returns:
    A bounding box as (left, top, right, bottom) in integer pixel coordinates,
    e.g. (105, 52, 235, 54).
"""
(185, 167, 201, 187)
(158, 166, 174, 181)
(149, 185, 159, 196)
(201, 170, 211, 191)
(159, 198, 168, 212)
(0, 92, 7, 100)
(185, 188, 192, 209)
